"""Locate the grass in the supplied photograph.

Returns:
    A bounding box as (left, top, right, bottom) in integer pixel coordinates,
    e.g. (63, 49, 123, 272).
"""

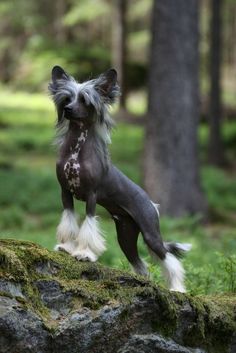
(0, 89, 236, 295)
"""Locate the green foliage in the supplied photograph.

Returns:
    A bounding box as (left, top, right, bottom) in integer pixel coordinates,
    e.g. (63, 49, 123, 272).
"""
(0, 0, 235, 115)
(217, 252, 236, 293)
(0, 206, 25, 229)
(202, 167, 236, 215)
(15, 52, 67, 91)
(128, 30, 150, 62)
(185, 253, 236, 295)
(127, 0, 152, 20)
(199, 121, 236, 164)
(64, 0, 110, 25)
(0, 0, 149, 89)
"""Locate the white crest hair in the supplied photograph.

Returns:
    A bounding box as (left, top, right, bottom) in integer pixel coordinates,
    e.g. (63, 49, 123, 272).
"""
(48, 72, 119, 147)
(53, 118, 69, 147)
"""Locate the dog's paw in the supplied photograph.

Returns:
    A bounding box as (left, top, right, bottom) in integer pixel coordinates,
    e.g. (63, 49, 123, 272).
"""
(72, 248, 97, 262)
(54, 242, 75, 254)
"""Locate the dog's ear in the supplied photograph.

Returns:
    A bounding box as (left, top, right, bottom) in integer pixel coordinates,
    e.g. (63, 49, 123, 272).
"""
(52, 66, 69, 82)
(95, 69, 118, 97)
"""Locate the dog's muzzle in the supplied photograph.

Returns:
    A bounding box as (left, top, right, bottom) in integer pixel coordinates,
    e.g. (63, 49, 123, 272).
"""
(64, 105, 89, 121)
(64, 106, 74, 120)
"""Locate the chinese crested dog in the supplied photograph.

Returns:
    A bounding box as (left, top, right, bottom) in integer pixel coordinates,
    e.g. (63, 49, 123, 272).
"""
(49, 66, 191, 292)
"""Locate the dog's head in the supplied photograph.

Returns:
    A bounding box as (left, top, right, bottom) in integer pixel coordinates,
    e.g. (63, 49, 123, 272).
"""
(49, 66, 120, 127)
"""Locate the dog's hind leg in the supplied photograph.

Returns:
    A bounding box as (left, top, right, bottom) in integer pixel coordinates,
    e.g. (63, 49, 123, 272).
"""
(55, 188, 79, 254)
(134, 203, 188, 292)
(143, 228, 187, 292)
(73, 191, 106, 262)
(113, 215, 148, 276)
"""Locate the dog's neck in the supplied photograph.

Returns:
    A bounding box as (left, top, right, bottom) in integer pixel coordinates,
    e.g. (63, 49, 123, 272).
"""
(69, 120, 91, 144)
(60, 120, 90, 157)
(59, 119, 110, 168)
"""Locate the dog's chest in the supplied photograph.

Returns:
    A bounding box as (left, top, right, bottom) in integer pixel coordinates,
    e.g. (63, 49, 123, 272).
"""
(64, 129, 88, 194)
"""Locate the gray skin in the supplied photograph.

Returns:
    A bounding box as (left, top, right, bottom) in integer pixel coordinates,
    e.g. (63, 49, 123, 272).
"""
(50, 66, 181, 275)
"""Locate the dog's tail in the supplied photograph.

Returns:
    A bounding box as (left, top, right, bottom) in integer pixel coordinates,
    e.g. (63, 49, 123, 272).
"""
(163, 242, 192, 292)
(164, 242, 192, 258)
(148, 241, 192, 292)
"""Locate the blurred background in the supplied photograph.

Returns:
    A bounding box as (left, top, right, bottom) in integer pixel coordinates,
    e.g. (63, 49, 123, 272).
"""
(0, 0, 235, 294)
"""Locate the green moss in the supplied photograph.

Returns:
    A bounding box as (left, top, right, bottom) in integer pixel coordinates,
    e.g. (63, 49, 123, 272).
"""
(0, 239, 159, 317)
(178, 293, 236, 353)
(0, 238, 235, 351)
(0, 244, 28, 281)
(199, 294, 236, 353)
(181, 295, 206, 345)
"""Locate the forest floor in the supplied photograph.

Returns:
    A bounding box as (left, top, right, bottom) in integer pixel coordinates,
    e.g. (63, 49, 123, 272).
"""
(0, 89, 235, 295)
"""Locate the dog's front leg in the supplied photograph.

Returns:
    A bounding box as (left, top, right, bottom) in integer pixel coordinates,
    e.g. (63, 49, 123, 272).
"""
(55, 188, 79, 254)
(73, 191, 106, 262)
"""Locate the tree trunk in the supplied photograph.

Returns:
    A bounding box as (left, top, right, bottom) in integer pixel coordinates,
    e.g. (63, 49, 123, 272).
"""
(144, 0, 206, 217)
(53, 0, 69, 44)
(208, 0, 225, 165)
(112, 0, 127, 110)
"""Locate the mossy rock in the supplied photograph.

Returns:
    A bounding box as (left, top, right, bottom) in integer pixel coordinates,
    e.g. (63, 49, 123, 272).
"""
(0, 239, 235, 353)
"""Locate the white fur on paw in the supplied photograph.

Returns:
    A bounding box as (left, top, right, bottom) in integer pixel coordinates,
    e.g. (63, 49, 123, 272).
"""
(73, 248, 97, 262)
(78, 216, 106, 256)
(56, 209, 80, 244)
(54, 242, 76, 255)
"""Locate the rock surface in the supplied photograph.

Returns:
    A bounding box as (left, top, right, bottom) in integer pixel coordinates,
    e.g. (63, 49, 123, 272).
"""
(0, 239, 235, 353)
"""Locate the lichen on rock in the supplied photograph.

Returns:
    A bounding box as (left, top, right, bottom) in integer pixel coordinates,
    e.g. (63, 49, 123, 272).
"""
(0, 239, 235, 353)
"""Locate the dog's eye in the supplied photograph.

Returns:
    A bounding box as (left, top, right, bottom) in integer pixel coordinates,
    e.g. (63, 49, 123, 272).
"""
(64, 97, 71, 105)
(80, 95, 86, 104)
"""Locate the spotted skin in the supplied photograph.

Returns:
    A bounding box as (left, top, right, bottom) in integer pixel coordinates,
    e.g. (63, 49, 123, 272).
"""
(64, 128, 88, 195)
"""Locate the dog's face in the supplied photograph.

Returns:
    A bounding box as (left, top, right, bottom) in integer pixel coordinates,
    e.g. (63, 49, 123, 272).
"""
(49, 66, 120, 125)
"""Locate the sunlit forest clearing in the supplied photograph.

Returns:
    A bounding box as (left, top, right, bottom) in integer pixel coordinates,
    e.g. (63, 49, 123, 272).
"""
(1, 0, 236, 351)
(0, 90, 235, 295)
(0, 0, 236, 301)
